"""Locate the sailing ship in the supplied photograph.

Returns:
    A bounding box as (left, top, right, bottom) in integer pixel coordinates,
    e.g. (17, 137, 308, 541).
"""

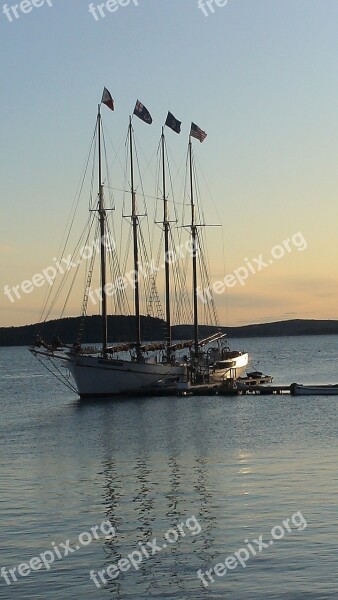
(30, 91, 248, 397)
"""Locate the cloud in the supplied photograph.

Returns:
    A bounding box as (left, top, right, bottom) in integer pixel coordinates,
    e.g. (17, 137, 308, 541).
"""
(0, 245, 16, 255)
(217, 292, 287, 309)
(281, 276, 338, 293)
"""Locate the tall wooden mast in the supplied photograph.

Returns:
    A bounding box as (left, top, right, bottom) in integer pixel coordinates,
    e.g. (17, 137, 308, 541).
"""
(98, 105, 108, 355)
(129, 117, 142, 357)
(189, 138, 199, 357)
(161, 128, 171, 361)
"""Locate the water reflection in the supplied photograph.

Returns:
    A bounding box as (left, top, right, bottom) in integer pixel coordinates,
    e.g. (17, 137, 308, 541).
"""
(95, 397, 219, 598)
(3, 344, 338, 599)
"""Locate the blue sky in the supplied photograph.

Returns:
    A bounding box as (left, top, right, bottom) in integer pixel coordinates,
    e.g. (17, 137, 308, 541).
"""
(1, 0, 338, 326)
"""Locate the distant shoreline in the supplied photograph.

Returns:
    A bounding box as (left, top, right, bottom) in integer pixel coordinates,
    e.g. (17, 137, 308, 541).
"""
(1, 316, 338, 347)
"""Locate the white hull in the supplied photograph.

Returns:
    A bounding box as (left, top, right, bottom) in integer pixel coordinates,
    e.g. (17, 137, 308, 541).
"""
(67, 354, 185, 397)
(211, 352, 249, 380)
(31, 347, 248, 398)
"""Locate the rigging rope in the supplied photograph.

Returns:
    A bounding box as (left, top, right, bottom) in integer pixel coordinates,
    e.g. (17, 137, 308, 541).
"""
(34, 353, 77, 394)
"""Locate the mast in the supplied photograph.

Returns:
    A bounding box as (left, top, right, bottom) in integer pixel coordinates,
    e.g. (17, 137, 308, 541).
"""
(161, 128, 171, 360)
(98, 105, 108, 355)
(129, 117, 142, 357)
(189, 138, 199, 356)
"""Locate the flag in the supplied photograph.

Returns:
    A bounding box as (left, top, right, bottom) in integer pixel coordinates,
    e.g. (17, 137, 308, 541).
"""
(165, 111, 181, 134)
(101, 87, 114, 111)
(190, 122, 207, 143)
(133, 100, 153, 124)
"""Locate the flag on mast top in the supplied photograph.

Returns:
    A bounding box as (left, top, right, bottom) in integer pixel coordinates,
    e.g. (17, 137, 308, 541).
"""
(101, 88, 114, 111)
(165, 111, 182, 134)
(190, 122, 207, 143)
(133, 100, 153, 124)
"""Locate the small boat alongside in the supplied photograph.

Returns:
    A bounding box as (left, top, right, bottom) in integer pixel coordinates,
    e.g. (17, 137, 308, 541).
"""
(290, 383, 338, 396)
(206, 343, 248, 380)
(237, 371, 273, 386)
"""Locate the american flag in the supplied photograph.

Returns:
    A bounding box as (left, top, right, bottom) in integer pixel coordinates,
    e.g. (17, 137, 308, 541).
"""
(190, 122, 207, 143)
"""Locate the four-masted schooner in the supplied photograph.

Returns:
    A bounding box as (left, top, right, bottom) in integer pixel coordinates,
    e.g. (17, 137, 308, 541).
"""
(30, 90, 248, 397)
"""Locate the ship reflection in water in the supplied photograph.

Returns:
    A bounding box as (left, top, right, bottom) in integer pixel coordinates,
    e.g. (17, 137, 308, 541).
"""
(97, 398, 219, 598)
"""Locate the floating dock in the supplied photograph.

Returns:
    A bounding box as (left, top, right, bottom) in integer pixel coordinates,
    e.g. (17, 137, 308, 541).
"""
(176, 383, 291, 396)
(174, 382, 338, 397)
(151, 381, 338, 397)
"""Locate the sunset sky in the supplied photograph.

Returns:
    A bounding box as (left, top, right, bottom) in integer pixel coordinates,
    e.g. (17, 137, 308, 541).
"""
(1, 0, 338, 328)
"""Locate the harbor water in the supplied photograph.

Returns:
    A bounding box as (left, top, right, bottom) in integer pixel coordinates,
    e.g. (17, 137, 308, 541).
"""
(1, 335, 338, 599)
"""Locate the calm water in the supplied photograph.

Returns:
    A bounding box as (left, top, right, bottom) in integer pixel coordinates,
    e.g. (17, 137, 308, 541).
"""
(1, 335, 338, 599)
